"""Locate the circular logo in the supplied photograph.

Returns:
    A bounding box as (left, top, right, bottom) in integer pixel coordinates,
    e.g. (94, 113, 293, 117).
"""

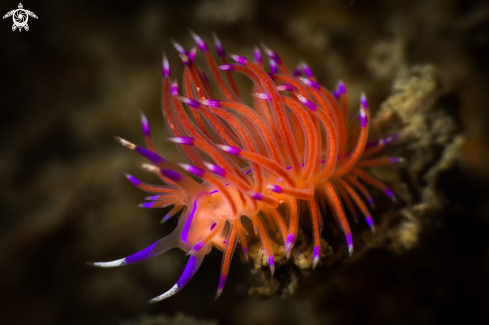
(13, 9, 28, 28)
(3, 3, 38, 32)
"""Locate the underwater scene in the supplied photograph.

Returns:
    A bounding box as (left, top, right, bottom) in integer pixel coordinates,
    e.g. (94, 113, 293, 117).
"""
(2, 1, 489, 324)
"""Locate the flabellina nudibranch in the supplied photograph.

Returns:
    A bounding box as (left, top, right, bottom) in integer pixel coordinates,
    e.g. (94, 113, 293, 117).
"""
(90, 31, 402, 302)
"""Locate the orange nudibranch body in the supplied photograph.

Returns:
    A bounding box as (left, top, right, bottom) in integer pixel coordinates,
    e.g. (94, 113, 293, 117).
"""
(90, 31, 402, 302)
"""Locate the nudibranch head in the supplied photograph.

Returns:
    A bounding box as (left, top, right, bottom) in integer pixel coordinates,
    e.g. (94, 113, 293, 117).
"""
(90, 32, 401, 302)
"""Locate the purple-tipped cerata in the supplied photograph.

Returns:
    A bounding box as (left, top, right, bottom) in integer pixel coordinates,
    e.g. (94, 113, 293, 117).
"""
(299, 77, 321, 90)
(188, 47, 197, 63)
(338, 81, 346, 94)
(140, 201, 168, 208)
(293, 63, 302, 77)
(160, 169, 183, 182)
(359, 107, 368, 128)
(218, 144, 241, 156)
(251, 92, 271, 100)
(167, 137, 195, 145)
(312, 245, 320, 269)
(213, 33, 225, 57)
(179, 163, 205, 178)
(365, 215, 375, 233)
(249, 191, 263, 201)
(360, 93, 369, 110)
(267, 184, 283, 193)
(276, 84, 295, 92)
(190, 30, 209, 52)
(254, 46, 263, 65)
(333, 90, 340, 99)
(269, 59, 278, 74)
(284, 234, 296, 257)
(346, 233, 353, 256)
(302, 62, 315, 78)
(171, 81, 179, 96)
(124, 173, 141, 186)
(162, 53, 171, 77)
(390, 157, 405, 163)
(171, 39, 187, 55)
(176, 96, 202, 109)
(230, 54, 248, 65)
(385, 188, 396, 201)
(268, 256, 275, 276)
(218, 64, 235, 71)
(261, 43, 282, 64)
(200, 99, 221, 107)
(140, 112, 151, 137)
(297, 94, 318, 111)
(215, 274, 227, 299)
(204, 162, 226, 177)
(135, 146, 166, 165)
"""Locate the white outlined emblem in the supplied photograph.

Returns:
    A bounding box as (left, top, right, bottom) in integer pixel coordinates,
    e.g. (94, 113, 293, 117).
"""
(3, 3, 37, 32)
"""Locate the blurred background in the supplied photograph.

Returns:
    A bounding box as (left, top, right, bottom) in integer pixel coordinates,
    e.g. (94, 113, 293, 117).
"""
(1, 0, 489, 324)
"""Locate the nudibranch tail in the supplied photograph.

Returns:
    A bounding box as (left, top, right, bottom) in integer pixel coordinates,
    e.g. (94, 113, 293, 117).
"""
(91, 31, 402, 301)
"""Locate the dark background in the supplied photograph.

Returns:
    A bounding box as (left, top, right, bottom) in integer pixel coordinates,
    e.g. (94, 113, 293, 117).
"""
(1, 0, 489, 324)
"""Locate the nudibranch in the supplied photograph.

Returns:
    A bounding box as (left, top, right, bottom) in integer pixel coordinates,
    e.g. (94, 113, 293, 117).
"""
(90, 31, 401, 302)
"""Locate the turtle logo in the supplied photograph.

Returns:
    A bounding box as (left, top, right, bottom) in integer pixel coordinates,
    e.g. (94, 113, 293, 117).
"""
(3, 3, 37, 32)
